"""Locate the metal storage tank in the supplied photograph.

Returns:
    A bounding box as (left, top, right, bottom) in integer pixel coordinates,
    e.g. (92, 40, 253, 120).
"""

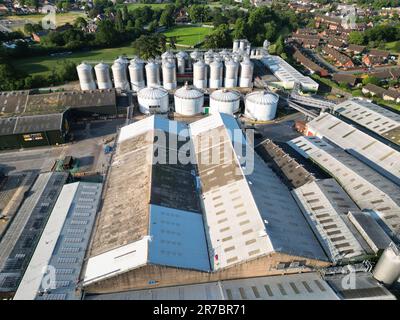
(176, 51, 188, 74)
(128, 58, 145, 92)
(137, 86, 169, 114)
(373, 244, 400, 286)
(263, 39, 270, 50)
(239, 39, 247, 51)
(162, 51, 175, 65)
(193, 59, 207, 89)
(94, 62, 111, 90)
(111, 61, 130, 90)
(145, 61, 161, 87)
(209, 89, 241, 115)
(239, 56, 254, 88)
(114, 56, 129, 66)
(233, 39, 240, 52)
(174, 83, 204, 116)
(190, 49, 202, 61)
(77, 62, 96, 91)
(244, 90, 279, 121)
(209, 60, 223, 89)
(162, 61, 177, 90)
(224, 60, 239, 88)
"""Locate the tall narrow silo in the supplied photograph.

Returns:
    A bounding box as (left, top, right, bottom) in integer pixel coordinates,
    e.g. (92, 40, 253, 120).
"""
(94, 63, 112, 90)
(373, 244, 400, 286)
(111, 61, 129, 90)
(224, 59, 239, 88)
(193, 60, 207, 89)
(233, 39, 240, 52)
(162, 61, 177, 90)
(145, 61, 161, 87)
(77, 62, 96, 91)
(129, 58, 145, 92)
(176, 51, 188, 75)
(239, 56, 254, 88)
(209, 60, 223, 89)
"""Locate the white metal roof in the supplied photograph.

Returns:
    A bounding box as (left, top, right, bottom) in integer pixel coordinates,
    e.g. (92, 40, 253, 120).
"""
(333, 99, 400, 145)
(288, 136, 400, 236)
(86, 272, 339, 300)
(307, 113, 400, 185)
(292, 179, 370, 262)
(14, 182, 103, 300)
(189, 114, 326, 270)
(261, 55, 319, 89)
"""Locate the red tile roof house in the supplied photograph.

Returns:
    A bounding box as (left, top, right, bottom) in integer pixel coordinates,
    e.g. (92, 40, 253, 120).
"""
(362, 50, 390, 66)
(322, 46, 355, 69)
(332, 73, 358, 87)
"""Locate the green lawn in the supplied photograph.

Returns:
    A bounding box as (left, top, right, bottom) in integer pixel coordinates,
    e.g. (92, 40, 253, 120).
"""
(384, 41, 400, 53)
(162, 25, 213, 47)
(13, 44, 136, 76)
(2, 12, 86, 32)
(116, 3, 170, 11)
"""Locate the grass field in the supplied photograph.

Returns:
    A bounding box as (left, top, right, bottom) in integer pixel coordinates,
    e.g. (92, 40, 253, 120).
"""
(116, 3, 169, 11)
(162, 25, 213, 47)
(13, 45, 137, 76)
(2, 12, 86, 32)
(384, 41, 400, 53)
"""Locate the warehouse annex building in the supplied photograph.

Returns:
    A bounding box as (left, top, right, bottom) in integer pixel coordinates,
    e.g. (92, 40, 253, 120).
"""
(0, 89, 117, 150)
(82, 114, 329, 295)
(305, 112, 400, 186)
(288, 136, 400, 239)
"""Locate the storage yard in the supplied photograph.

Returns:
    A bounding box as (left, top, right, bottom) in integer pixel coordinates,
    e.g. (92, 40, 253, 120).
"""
(0, 38, 400, 301)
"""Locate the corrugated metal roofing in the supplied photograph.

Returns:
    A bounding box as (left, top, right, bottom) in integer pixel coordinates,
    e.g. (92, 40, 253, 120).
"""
(307, 112, 400, 185)
(288, 136, 400, 238)
(14, 182, 103, 300)
(85, 272, 338, 300)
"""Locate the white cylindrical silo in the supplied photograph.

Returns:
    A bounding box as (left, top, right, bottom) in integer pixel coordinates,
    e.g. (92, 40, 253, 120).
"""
(162, 51, 175, 65)
(94, 62, 112, 90)
(190, 49, 202, 62)
(233, 39, 240, 52)
(193, 60, 207, 89)
(137, 86, 169, 114)
(209, 60, 223, 89)
(373, 244, 400, 286)
(239, 39, 247, 51)
(111, 61, 129, 91)
(263, 39, 270, 50)
(162, 61, 177, 90)
(174, 83, 204, 116)
(145, 61, 161, 87)
(244, 90, 279, 121)
(176, 51, 188, 74)
(224, 60, 239, 88)
(239, 57, 254, 88)
(77, 62, 96, 91)
(209, 89, 241, 115)
(129, 58, 145, 92)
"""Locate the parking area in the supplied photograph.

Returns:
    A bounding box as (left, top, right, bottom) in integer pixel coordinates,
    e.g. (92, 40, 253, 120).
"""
(0, 119, 125, 175)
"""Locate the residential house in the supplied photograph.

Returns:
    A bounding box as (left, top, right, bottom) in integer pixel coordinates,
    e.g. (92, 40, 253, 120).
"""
(346, 44, 366, 55)
(332, 73, 358, 87)
(383, 89, 400, 104)
(293, 48, 329, 77)
(363, 49, 390, 66)
(362, 83, 386, 98)
(322, 45, 355, 68)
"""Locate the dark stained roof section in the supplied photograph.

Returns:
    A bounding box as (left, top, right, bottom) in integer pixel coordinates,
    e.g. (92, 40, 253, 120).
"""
(13, 114, 64, 135)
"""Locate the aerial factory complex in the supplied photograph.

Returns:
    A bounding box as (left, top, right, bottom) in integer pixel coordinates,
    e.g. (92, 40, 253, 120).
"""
(0, 27, 400, 301)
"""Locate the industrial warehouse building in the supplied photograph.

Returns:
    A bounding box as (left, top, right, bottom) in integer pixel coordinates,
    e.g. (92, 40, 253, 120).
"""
(82, 113, 330, 295)
(0, 89, 118, 150)
(14, 182, 103, 300)
(332, 98, 400, 146)
(288, 136, 400, 239)
(0, 172, 69, 298)
(305, 112, 400, 186)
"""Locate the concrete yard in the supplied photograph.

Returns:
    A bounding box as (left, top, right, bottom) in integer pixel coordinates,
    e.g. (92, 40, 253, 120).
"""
(0, 119, 125, 175)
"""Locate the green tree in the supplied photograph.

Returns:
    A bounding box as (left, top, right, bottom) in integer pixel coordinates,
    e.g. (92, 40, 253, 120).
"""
(232, 18, 246, 40)
(132, 34, 167, 59)
(74, 17, 87, 29)
(349, 31, 366, 45)
(188, 5, 209, 23)
(275, 35, 285, 56)
(204, 24, 232, 49)
(362, 76, 380, 86)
